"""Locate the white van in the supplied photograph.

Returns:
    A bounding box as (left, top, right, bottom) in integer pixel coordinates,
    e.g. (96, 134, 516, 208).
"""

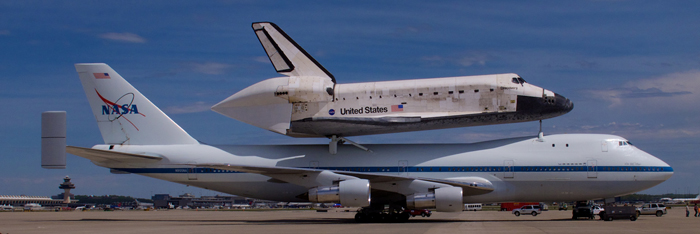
(464, 203, 482, 211)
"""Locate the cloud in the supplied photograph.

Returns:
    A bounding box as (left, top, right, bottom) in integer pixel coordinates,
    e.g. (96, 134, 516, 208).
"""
(163, 101, 212, 114)
(619, 88, 691, 98)
(576, 60, 596, 69)
(422, 53, 491, 67)
(545, 122, 700, 140)
(587, 70, 699, 108)
(0, 30, 9, 35)
(187, 62, 232, 75)
(98, 32, 147, 43)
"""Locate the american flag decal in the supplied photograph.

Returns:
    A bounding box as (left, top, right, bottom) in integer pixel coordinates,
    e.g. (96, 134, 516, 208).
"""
(391, 104, 404, 112)
(93, 73, 111, 79)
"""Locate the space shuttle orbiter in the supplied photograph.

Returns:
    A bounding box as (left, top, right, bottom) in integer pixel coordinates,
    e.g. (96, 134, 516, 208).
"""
(212, 22, 573, 139)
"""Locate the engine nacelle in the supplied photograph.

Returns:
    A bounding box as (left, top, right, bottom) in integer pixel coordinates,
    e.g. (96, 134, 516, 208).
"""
(308, 179, 370, 207)
(406, 187, 463, 212)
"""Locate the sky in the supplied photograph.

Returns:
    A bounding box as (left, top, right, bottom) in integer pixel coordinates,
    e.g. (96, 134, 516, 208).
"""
(1, 1, 700, 199)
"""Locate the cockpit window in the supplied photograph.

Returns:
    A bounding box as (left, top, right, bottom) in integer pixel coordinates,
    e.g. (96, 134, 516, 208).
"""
(618, 141, 632, 146)
(512, 77, 527, 84)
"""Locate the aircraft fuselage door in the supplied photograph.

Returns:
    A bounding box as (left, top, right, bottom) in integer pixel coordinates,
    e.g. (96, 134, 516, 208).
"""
(187, 162, 197, 180)
(504, 160, 514, 178)
(399, 160, 408, 176)
(601, 141, 608, 152)
(587, 160, 597, 178)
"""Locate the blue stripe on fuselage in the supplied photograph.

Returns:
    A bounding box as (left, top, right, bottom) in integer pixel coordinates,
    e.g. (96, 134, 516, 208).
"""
(110, 166, 673, 174)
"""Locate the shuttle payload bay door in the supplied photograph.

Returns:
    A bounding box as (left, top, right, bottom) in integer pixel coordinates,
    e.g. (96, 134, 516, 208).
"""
(587, 160, 598, 178)
(504, 160, 514, 178)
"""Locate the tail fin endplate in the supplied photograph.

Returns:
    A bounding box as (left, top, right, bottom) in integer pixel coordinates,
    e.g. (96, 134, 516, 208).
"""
(75, 63, 198, 145)
(252, 22, 335, 83)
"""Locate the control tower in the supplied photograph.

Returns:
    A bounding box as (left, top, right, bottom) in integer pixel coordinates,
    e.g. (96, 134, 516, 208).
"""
(58, 176, 75, 204)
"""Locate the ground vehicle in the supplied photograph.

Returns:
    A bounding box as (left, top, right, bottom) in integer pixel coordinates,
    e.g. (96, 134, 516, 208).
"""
(513, 205, 542, 216)
(404, 209, 431, 217)
(592, 205, 604, 215)
(501, 202, 539, 211)
(572, 201, 595, 219)
(558, 203, 568, 210)
(464, 203, 482, 211)
(599, 205, 637, 221)
(636, 203, 667, 217)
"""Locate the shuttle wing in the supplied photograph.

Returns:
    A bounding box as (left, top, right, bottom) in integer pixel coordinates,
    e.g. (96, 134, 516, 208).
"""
(199, 163, 494, 196)
(66, 146, 163, 163)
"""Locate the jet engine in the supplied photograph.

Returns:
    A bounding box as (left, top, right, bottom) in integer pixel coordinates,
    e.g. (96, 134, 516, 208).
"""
(406, 187, 463, 212)
(308, 179, 371, 207)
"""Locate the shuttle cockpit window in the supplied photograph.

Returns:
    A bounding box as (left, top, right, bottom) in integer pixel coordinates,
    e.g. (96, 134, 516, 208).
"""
(511, 77, 527, 84)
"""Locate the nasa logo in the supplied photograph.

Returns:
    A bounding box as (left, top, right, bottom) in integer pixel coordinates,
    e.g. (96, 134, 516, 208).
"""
(329, 109, 335, 115)
(95, 90, 146, 130)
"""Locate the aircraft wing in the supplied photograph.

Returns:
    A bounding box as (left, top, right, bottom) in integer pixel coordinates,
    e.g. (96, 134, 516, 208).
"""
(66, 146, 163, 163)
(198, 163, 493, 196)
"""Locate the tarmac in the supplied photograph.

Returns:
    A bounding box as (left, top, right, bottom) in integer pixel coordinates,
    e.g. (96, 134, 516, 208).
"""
(1, 208, 698, 234)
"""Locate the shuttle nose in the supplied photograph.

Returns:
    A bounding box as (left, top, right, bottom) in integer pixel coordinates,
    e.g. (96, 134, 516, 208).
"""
(554, 93, 574, 113)
(515, 92, 574, 119)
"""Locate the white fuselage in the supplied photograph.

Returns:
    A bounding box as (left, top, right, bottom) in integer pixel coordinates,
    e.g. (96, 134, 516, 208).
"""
(212, 73, 573, 138)
(93, 134, 672, 203)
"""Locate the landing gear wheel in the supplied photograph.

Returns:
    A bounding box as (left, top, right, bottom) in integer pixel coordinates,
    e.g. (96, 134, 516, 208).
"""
(400, 212, 410, 222)
(355, 213, 366, 223)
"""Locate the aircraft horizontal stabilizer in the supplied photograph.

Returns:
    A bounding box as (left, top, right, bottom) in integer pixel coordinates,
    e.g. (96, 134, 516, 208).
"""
(66, 146, 162, 163)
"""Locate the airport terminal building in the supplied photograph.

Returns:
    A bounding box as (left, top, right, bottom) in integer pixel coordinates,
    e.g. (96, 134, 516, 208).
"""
(0, 195, 72, 207)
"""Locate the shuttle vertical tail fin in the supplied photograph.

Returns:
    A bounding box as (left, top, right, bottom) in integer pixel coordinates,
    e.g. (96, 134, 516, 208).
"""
(252, 22, 335, 82)
(75, 63, 198, 145)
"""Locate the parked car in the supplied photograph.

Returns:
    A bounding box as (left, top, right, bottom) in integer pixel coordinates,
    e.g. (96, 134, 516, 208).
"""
(636, 203, 667, 217)
(600, 205, 638, 221)
(513, 205, 542, 216)
(558, 203, 568, 211)
(404, 209, 431, 217)
(592, 205, 604, 215)
(572, 201, 595, 219)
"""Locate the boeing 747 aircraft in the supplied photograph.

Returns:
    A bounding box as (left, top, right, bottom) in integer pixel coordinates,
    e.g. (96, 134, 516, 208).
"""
(212, 22, 573, 142)
(43, 63, 672, 222)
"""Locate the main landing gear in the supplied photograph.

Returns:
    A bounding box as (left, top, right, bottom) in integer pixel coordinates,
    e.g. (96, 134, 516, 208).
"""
(354, 207, 411, 223)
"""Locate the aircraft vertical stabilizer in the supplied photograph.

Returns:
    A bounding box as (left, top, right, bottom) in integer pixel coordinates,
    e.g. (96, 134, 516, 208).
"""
(75, 63, 198, 145)
(252, 22, 335, 82)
